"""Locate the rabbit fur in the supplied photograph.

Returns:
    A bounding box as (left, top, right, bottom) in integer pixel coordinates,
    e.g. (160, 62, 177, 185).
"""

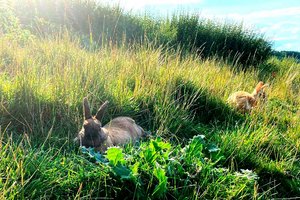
(76, 97, 145, 153)
(227, 81, 268, 113)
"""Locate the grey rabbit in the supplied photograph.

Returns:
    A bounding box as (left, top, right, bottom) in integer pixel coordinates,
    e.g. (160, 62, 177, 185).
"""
(76, 97, 145, 152)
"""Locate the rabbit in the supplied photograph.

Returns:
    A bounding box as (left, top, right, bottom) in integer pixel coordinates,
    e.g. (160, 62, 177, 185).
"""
(76, 97, 145, 153)
(227, 81, 268, 113)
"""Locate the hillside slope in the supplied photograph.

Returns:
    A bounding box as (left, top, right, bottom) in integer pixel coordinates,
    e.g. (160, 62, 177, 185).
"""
(0, 34, 299, 198)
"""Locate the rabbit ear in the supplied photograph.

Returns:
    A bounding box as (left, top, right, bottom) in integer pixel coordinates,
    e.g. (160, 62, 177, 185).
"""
(83, 97, 92, 120)
(255, 81, 264, 93)
(95, 101, 109, 121)
(261, 83, 269, 90)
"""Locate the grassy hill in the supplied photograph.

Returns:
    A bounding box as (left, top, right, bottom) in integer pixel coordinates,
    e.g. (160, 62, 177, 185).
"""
(1, 0, 272, 67)
(0, 0, 300, 199)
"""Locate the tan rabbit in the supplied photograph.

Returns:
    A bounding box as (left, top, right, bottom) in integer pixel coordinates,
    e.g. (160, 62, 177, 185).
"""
(227, 81, 268, 113)
(76, 97, 145, 152)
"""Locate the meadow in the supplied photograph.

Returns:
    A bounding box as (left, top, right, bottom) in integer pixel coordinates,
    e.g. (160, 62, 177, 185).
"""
(0, 0, 300, 199)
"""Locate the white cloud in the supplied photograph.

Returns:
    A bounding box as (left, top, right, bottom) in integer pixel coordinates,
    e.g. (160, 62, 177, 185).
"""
(201, 7, 300, 23)
(273, 35, 298, 41)
(276, 43, 297, 51)
(223, 7, 300, 21)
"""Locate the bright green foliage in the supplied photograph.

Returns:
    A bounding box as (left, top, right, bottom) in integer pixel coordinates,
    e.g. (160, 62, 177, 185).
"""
(0, 1, 299, 198)
(106, 147, 126, 166)
(106, 147, 132, 180)
(0, 34, 299, 198)
(0, 5, 34, 44)
(152, 166, 168, 198)
(77, 137, 257, 199)
(182, 135, 205, 164)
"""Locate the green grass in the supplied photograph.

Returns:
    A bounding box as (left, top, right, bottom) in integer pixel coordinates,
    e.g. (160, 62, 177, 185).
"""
(0, 33, 299, 199)
(0, 0, 300, 198)
(1, 0, 272, 67)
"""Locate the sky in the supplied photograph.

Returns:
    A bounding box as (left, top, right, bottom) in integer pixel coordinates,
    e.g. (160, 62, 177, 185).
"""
(101, 0, 300, 52)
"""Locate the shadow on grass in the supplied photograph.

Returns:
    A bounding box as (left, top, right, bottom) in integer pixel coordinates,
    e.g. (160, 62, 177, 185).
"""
(220, 152, 300, 198)
(0, 85, 80, 148)
(173, 78, 244, 126)
(91, 76, 245, 139)
(0, 77, 243, 145)
(258, 166, 300, 197)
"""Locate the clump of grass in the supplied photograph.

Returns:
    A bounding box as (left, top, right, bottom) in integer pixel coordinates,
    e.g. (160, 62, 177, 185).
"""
(156, 14, 272, 67)
(2, 0, 271, 67)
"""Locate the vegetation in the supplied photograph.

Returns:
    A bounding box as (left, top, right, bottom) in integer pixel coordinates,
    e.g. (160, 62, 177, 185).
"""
(273, 50, 300, 62)
(0, 0, 299, 199)
(2, 0, 271, 67)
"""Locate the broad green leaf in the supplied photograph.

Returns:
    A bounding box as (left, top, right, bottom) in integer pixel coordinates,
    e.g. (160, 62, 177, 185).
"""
(112, 164, 132, 180)
(80, 146, 107, 163)
(183, 134, 205, 164)
(131, 162, 140, 177)
(106, 147, 125, 166)
(152, 166, 168, 198)
(141, 147, 157, 164)
(152, 139, 171, 152)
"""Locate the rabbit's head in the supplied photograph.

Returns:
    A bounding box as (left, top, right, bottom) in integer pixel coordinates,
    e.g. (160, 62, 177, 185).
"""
(253, 81, 268, 101)
(77, 98, 109, 148)
(258, 88, 268, 102)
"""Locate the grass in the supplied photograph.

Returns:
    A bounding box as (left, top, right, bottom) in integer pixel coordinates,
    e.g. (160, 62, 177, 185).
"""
(0, 33, 299, 199)
(0, 0, 300, 198)
(1, 0, 272, 67)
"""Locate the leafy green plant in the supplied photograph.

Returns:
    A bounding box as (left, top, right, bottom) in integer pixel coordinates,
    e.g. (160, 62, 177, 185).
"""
(77, 136, 258, 199)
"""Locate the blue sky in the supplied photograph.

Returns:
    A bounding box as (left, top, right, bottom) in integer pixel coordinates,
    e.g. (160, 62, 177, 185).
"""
(102, 0, 300, 52)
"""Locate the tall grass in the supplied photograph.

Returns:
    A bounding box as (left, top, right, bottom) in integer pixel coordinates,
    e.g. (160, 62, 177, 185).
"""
(0, 33, 299, 198)
(1, 0, 272, 67)
(0, 0, 299, 198)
